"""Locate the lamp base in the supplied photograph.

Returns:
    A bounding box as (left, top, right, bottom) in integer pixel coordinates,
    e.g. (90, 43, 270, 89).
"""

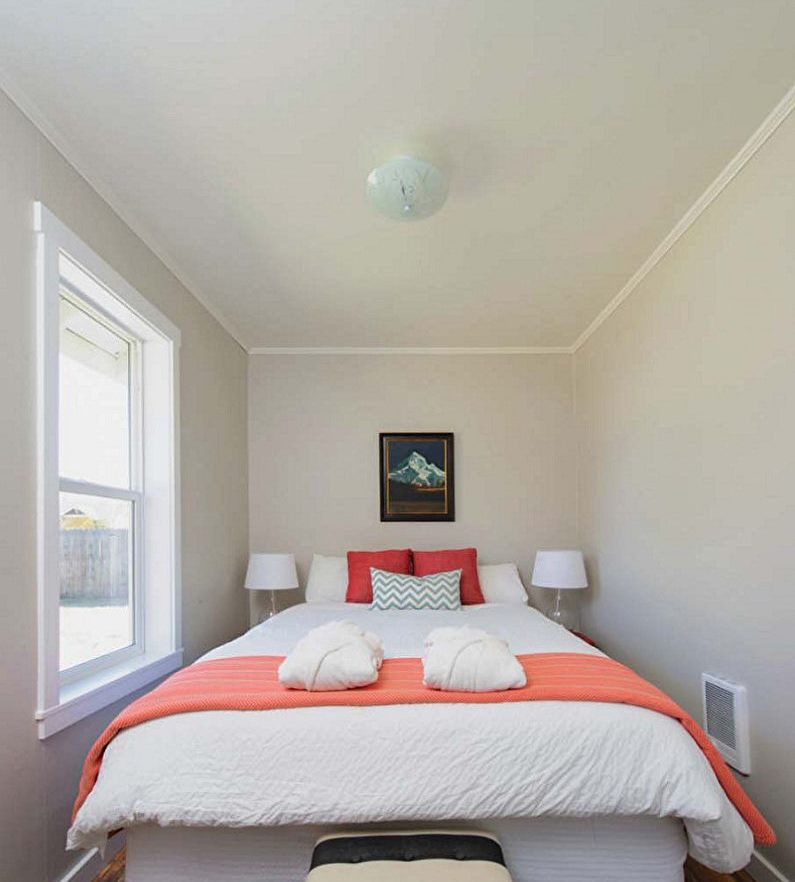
(544, 588, 580, 631)
(258, 589, 279, 624)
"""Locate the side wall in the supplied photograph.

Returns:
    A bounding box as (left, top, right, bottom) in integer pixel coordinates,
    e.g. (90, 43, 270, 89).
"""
(575, 109, 795, 876)
(248, 353, 577, 615)
(0, 90, 250, 881)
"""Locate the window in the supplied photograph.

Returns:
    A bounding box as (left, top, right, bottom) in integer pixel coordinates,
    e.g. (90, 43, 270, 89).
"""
(36, 205, 182, 738)
(59, 293, 140, 678)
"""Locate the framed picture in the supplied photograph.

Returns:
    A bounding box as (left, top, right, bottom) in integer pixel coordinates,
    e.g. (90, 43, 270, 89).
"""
(379, 432, 454, 522)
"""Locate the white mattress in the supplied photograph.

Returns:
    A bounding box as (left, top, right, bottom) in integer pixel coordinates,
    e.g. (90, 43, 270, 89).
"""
(70, 603, 753, 872)
(127, 816, 688, 882)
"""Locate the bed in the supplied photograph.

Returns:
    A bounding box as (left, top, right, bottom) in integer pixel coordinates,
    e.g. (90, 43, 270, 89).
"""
(69, 602, 756, 881)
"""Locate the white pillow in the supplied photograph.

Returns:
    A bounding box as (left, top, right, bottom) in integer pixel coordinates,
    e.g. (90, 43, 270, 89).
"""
(477, 563, 528, 604)
(304, 554, 348, 603)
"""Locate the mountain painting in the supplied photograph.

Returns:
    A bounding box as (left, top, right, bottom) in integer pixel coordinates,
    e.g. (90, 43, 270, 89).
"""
(379, 433, 455, 521)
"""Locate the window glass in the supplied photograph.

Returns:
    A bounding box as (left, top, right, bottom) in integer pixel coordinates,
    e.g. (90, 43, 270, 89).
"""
(59, 491, 134, 671)
(59, 296, 131, 488)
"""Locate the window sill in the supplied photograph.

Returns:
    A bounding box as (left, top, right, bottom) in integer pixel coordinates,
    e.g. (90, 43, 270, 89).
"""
(35, 648, 183, 739)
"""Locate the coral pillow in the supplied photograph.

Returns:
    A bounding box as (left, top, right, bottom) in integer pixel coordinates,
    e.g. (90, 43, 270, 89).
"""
(346, 549, 412, 603)
(412, 548, 485, 604)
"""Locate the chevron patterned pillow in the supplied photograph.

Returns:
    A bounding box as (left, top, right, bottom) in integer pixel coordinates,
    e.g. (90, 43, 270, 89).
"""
(370, 567, 462, 610)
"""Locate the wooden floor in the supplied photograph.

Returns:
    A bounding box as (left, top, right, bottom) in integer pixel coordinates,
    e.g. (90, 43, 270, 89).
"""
(94, 847, 755, 881)
(685, 859, 756, 882)
(92, 849, 125, 882)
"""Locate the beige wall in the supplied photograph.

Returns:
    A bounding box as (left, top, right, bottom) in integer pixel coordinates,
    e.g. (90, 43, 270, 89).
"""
(575, 111, 795, 876)
(0, 91, 249, 881)
(248, 353, 577, 616)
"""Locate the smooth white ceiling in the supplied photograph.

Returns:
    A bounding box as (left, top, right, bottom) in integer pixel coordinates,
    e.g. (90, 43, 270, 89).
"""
(2, 1, 795, 349)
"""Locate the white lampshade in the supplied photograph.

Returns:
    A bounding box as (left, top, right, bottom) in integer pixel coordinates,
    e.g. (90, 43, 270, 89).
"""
(531, 550, 587, 590)
(245, 553, 298, 591)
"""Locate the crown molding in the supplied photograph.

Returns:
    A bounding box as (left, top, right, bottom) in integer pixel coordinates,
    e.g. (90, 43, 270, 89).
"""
(0, 74, 249, 352)
(571, 80, 795, 353)
(249, 346, 573, 356)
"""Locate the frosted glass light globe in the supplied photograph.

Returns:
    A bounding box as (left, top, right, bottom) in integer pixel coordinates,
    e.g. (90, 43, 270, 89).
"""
(366, 156, 448, 221)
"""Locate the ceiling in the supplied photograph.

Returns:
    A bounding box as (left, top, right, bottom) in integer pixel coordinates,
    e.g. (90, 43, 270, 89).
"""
(2, 1, 795, 351)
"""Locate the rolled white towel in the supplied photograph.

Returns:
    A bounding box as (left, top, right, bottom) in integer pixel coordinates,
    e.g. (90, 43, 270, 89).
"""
(423, 626, 527, 692)
(278, 621, 384, 691)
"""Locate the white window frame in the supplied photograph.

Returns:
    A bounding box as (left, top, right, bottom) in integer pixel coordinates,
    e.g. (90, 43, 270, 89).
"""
(35, 204, 183, 739)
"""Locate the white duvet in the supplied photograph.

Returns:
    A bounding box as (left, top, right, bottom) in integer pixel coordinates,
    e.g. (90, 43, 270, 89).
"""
(68, 603, 753, 872)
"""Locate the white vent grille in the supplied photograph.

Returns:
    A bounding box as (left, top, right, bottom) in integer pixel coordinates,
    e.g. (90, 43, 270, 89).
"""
(704, 679, 736, 748)
(702, 674, 750, 775)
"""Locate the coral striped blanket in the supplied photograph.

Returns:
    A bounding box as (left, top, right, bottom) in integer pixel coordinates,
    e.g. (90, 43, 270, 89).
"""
(73, 652, 774, 845)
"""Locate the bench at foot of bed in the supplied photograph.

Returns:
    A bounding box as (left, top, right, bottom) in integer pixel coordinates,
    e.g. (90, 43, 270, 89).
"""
(307, 831, 513, 881)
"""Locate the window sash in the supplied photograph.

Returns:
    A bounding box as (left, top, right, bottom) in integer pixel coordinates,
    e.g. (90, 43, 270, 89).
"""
(57, 480, 145, 684)
(59, 478, 140, 502)
(57, 282, 145, 680)
(59, 283, 142, 493)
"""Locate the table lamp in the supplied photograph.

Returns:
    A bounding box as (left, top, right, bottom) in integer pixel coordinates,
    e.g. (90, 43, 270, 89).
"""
(245, 553, 298, 621)
(531, 549, 587, 630)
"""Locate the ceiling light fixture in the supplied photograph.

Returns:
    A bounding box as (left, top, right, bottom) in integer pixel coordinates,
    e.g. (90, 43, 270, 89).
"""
(366, 156, 448, 221)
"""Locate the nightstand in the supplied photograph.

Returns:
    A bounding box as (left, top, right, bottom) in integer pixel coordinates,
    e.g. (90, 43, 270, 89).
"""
(571, 630, 598, 648)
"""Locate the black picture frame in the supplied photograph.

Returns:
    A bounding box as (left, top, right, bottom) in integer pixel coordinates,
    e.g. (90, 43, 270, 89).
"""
(379, 432, 455, 522)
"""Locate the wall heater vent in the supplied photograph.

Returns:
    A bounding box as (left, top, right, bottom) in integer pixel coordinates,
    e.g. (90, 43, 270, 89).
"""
(702, 673, 750, 775)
